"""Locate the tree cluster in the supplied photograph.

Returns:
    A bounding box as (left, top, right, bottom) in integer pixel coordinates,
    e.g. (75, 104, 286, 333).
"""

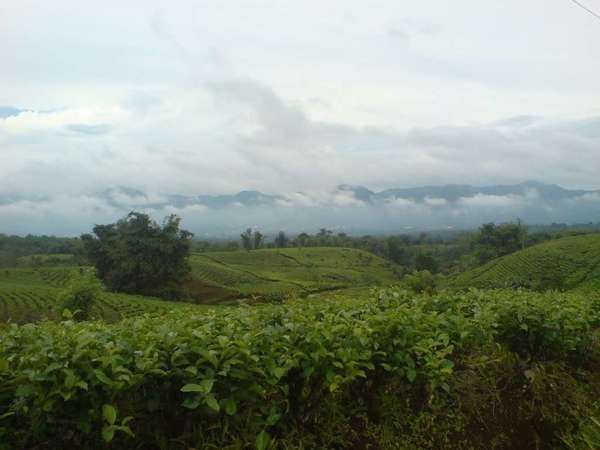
(81, 212, 193, 299)
(0, 234, 82, 267)
(472, 221, 528, 263)
(240, 228, 264, 250)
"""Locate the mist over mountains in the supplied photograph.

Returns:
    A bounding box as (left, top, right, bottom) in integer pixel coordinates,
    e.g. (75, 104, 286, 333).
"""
(2, 181, 599, 237)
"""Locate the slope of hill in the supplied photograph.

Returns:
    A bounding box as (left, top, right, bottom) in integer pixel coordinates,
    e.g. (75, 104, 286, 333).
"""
(189, 247, 400, 299)
(0, 247, 400, 323)
(0, 267, 201, 324)
(447, 234, 600, 291)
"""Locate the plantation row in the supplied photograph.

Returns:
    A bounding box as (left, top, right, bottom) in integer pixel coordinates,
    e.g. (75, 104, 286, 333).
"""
(449, 234, 600, 291)
(189, 247, 399, 299)
(0, 267, 76, 289)
(0, 287, 198, 324)
(1, 289, 598, 449)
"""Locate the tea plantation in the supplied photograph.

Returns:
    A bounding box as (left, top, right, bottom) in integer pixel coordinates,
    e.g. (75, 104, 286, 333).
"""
(0, 247, 400, 324)
(447, 234, 600, 291)
(1, 245, 600, 448)
(189, 247, 400, 299)
(1, 288, 598, 449)
(0, 268, 199, 324)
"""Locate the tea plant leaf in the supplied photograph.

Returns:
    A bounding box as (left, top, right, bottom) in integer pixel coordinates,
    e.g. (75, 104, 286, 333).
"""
(102, 425, 115, 443)
(102, 404, 117, 425)
(255, 430, 271, 450)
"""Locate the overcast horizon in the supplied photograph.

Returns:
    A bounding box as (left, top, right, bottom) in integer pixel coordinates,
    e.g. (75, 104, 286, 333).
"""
(2, 0, 600, 235)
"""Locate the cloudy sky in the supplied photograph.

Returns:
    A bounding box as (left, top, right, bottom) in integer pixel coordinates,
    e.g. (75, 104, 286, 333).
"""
(1, 0, 600, 235)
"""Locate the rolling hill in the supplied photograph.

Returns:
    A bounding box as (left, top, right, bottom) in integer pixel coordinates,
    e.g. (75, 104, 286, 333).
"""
(0, 247, 400, 323)
(0, 267, 201, 324)
(189, 247, 400, 299)
(447, 233, 600, 291)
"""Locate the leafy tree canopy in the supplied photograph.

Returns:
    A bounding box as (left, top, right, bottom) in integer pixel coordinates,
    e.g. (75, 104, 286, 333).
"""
(472, 221, 527, 263)
(81, 212, 193, 298)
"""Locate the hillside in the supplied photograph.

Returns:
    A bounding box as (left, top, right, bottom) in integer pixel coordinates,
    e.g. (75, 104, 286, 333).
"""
(189, 247, 400, 299)
(0, 267, 200, 324)
(448, 233, 600, 291)
(0, 247, 399, 323)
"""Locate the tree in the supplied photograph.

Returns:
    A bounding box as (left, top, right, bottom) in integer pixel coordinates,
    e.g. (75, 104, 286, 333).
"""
(472, 221, 528, 263)
(241, 228, 253, 251)
(274, 231, 289, 248)
(253, 230, 264, 250)
(81, 212, 193, 298)
(404, 270, 436, 295)
(295, 232, 310, 247)
(274, 231, 288, 248)
(415, 252, 439, 273)
(384, 236, 407, 265)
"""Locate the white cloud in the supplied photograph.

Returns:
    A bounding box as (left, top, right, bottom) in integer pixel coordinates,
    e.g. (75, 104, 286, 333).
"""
(1, 0, 600, 234)
(458, 194, 527, 208)
(0, 107, 128, 134)
(424, 197, 448, 206)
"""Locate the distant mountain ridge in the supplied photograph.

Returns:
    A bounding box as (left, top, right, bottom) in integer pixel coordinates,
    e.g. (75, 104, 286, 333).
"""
(3, 181, 600, 236)
(340, 180, 596, 204)
(101, 181, 599, 209)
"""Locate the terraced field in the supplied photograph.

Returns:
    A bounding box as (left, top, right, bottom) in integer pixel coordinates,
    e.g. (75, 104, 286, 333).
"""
(190, 247, 400, 298)
(0, 267, 200, 324)
(15, 253, 76, 266)
(447, 233, 600, 291)
(0, 248, 399, 323)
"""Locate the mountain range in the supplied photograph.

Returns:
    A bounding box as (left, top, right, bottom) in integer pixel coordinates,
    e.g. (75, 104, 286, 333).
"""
(102, 180, 599, 210)
(3, 181, 600, 236)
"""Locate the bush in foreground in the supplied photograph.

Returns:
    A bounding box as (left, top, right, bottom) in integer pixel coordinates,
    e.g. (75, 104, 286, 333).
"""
(0, 289, 599, 449)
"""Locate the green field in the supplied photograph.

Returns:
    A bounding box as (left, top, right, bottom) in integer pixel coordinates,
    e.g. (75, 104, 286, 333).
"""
(447, 234, 600, 291)
(1, 242, 600, 448)
(15, 253, 76, 267)
(0, 267, 200, 324)
(0, 248, 400, 324)
(189, 247, 400, 298)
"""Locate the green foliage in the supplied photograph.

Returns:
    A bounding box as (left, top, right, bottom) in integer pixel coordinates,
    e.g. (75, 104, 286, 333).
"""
(274, 231, 289, 248)
(404, 270, 437, 294)
(241, 228, 253, 250)
(563, 410, 600, 450)
(81, 212, 193, 298)
(58, 275, 103, 321)
(1, 288, 598, 448)
(0, 266, 205, 324)
(0, 234, 81, 268)
(189, 247, 400, 299)
(448, 234, 600, 291)
(472, 221, 527, 263)
(414, 252, 439, 273)
(241, 228, 265, 250)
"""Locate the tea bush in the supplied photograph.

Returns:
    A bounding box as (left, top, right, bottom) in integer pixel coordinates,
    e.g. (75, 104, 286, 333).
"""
(57, 276, 103, 321)
(0, 289, 598, 449)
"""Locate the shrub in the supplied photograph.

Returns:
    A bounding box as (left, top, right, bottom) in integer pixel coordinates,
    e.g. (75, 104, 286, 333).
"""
(58, 276, 103, 321)
(404, 270, 437, 294)
(0, 289, 598, 449)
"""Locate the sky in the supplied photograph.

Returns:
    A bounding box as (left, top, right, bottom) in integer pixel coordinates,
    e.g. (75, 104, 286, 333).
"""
(1, 0, 600, 235)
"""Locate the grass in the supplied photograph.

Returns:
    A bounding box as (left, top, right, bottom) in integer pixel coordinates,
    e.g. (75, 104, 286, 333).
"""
(447, 234, 600, 291)
(189, 247, 401, 298)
